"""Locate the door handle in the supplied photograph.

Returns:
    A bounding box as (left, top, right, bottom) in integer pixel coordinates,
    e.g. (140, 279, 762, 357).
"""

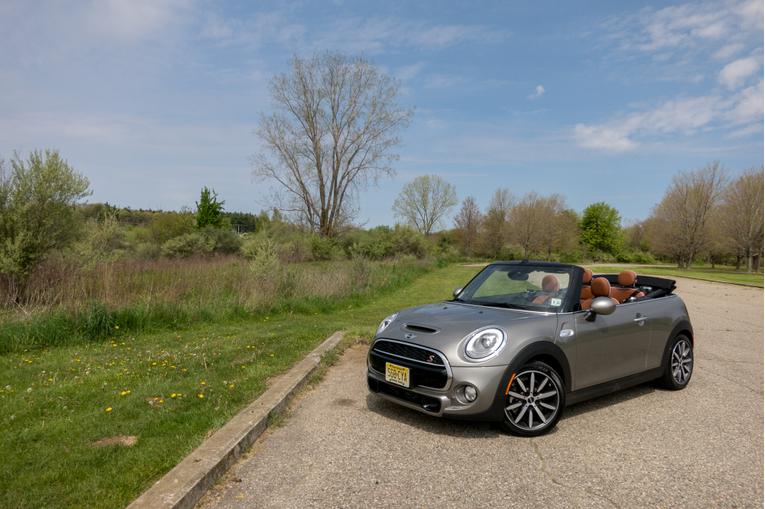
(633, 315, 648, 324)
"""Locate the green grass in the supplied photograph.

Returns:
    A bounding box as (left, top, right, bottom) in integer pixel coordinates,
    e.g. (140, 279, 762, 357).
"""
(594, 264, 763, 287)
(0, 264, 480, 509)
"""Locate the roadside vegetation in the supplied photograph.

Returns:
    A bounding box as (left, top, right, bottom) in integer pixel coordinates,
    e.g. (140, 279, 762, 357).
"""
(0, 264, 477, 509)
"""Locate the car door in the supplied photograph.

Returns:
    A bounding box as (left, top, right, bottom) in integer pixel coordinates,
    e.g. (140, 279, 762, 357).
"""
(570, 301, 652, 390)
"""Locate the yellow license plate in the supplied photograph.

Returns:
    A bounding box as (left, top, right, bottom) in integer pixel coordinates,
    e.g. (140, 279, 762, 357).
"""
(385, 362, 410, 388)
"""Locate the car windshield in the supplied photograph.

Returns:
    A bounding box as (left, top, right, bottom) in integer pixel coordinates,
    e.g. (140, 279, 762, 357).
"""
(455, 264, 574, 312)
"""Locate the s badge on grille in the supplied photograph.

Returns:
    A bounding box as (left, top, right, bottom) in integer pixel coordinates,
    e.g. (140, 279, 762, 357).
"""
(426, 354, 436, 363)
(404, 333, 416, 340)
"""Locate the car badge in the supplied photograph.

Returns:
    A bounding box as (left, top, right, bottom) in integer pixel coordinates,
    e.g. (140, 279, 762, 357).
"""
(426, 354, 436, 363)
(404, 332, 416, 340)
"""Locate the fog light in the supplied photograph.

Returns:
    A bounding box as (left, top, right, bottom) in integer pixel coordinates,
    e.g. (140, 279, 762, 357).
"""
(463, 385, 478, 402)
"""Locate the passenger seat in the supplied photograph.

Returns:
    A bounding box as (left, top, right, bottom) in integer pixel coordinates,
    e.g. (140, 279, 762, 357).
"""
(610, 270, 646, 303)
(581, 277, 619, 309)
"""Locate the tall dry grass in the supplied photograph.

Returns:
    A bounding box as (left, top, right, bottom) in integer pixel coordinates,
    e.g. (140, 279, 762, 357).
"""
(0, 255, 432, 352)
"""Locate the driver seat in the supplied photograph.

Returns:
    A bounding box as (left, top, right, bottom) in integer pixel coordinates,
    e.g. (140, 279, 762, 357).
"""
(532, 274, 560, 304)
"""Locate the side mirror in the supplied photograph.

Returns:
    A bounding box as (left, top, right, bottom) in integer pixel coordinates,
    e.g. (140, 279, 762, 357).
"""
(589, 296, 616, 316)
(453, 287, 463, 298)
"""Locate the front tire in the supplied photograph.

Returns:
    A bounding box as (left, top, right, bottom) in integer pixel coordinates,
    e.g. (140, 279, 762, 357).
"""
(500, 361, 565, 437)
(660, 334, 693, 390)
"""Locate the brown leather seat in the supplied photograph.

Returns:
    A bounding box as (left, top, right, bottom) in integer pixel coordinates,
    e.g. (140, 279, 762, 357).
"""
(610, 270, 645, 303)
(532, 275, 560, 304)
(581, 277, 619, 309)
(580, 268, 593, 301)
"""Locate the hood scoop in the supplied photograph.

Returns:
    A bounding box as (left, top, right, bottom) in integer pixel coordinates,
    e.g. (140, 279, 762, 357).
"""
(404, 323, 439, 334)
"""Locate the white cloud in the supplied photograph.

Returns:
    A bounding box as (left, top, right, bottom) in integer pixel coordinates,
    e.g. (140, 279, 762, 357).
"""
(718, 56, 761, 89)
(573, 82, 763, 152)
(85, 0, 191, 43)
(713, 42, 746, 60)
(527, 84, 545, 100)
(724, 80, 764, 124)
(573, 124, 636, 152)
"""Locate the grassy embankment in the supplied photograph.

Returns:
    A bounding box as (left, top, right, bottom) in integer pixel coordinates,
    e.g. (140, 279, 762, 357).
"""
(0, 261, 479, 509)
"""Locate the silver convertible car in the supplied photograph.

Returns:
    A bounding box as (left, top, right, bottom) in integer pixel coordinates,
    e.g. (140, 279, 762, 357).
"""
(367, 261, 694, 436)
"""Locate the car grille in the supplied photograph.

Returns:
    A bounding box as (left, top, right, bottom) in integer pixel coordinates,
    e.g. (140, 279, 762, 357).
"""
(369, 340, 449, 389)
(372, 340, 445, 365)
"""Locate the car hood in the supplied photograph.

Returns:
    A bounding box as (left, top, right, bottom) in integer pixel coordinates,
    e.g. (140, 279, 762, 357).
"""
(377, 302, 554, 366)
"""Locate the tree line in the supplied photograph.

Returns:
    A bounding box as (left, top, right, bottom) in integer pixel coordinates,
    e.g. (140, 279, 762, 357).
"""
(392, 164, 763, 271)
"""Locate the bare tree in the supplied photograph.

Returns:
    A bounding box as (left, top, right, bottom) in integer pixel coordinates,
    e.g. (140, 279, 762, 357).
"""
(508, 192, 569, 258)
(718, 168, 763, 272)
(649, 162, 727, 268)
(481, 188, 513, 256)
(254, 54, 411, 237)
(454, 196, 482, 255)
(393, 174, 457, 234)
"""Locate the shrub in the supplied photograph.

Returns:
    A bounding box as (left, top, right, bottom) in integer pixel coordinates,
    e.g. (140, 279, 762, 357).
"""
(161, 232, 215, 258)
(246, 236, 281, 279)
(201, 227, 242, 254)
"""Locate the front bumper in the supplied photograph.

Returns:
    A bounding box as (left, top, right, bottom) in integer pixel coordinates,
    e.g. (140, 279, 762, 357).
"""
(367, 358, 507, 420)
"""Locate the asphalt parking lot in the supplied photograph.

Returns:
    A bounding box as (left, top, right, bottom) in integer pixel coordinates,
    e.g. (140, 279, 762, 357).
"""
(199, 278, 763, 508)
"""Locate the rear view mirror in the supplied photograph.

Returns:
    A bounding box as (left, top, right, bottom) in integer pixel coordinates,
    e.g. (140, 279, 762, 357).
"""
(507, 271, 529, 281)
(453, 287, 463, 298)
(589, 296, 616, 316)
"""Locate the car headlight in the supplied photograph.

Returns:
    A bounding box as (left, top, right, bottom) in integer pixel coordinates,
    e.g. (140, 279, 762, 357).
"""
(464, 327, 506, 361)
(376, 313, 398, 335)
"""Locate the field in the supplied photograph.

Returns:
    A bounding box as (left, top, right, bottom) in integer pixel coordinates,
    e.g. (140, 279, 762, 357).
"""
(0, 263, 480, 509)
(593, 264, 763, 287)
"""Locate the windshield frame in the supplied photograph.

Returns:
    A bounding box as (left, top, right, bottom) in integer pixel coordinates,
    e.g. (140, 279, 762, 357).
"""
(453, 262, 582, 313)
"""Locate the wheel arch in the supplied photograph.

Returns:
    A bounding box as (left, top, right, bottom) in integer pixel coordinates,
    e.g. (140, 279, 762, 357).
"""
(660, 319, 694, 368)
(511, 341, 571, 389)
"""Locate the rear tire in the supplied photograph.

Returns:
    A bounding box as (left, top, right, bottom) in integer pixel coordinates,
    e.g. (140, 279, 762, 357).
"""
(659, 334, 693, 390)
(500, 361, 565, 437)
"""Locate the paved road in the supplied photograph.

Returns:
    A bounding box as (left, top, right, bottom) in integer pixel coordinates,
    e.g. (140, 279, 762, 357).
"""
(199, 278, 763, 508)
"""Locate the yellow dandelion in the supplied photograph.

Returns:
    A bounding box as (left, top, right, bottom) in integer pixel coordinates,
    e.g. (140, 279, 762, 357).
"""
(197, 393, 205, 399)
(228, 384, 235, 389)
(170, 393, 177, 399)
(105, 407, 113, 413)
(200, 380, 207, 386)
(120, 390, 131, 396)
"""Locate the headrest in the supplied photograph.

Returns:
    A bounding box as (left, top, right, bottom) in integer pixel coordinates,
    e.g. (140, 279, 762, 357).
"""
(582, 268, 593, 285)
(591, 277, 611, 297)
(541, 274, 560, 292)
(617, 270, 637, 287)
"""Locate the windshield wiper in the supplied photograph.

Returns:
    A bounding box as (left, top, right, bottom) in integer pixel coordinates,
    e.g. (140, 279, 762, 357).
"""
(472, 301, 524, 310)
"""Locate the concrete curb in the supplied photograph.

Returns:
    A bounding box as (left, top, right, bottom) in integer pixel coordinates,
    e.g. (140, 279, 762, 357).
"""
(127, 331, 345, 509)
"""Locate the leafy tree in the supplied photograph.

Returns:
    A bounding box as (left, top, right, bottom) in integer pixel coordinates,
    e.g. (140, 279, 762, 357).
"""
(580, 202, 623, 256)
(147, 211, 195, 245)
(393, 175, 457, 235)
(254, 53, 411, 237)
(195, 186, 225, 228)
(0, 150, 90, 298)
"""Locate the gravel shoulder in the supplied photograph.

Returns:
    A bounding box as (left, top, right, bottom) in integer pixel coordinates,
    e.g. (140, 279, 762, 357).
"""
(199, 277, 764, 509)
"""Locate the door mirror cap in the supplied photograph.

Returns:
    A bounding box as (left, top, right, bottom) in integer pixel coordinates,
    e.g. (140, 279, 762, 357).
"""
(453, 287, 463, 298)
(590, 296, 616, 316)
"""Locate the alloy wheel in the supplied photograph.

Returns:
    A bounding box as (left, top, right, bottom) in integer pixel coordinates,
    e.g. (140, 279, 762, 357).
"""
(671, 339, 693, 385)
(504, 369, 561, 432)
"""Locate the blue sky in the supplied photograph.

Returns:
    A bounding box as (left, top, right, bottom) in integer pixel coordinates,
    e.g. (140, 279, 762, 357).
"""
(1, 0, 762, 227)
